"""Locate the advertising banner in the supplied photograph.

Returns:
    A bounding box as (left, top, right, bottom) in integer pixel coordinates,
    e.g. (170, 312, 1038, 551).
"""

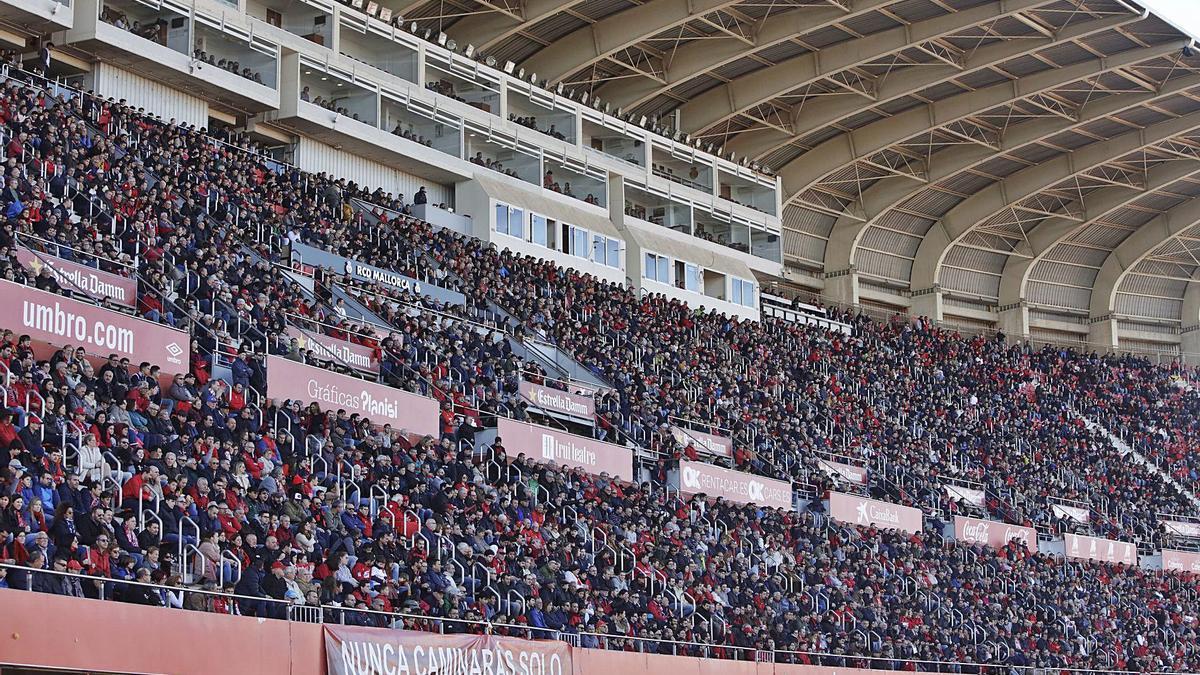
(290, 241, 467, 305)
(284, 325, 379, 375)
(816, 458, 867, 484)
(17, 247, 137, 308)
(325, 625, 571, 675)
(496, 417, 632, 482)
(265, 355, 438, 437)
(675, 460, 792, 510)
(944, 484, 986, 508)
(670, 426, 733, 458)
(954, 515, 1037, 552)
(1063, 532, 1137, 566)
(1052, 503, 1090, 524)
(0, 279, 186, 369)
(829, 492, 923, 534)
(1164, 520, 1200, 539)
(519, 380, 594, 423)
(1162, 549, 1200, 573)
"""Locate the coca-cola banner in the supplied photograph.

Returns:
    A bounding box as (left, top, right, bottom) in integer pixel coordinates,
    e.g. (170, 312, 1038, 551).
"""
(816, 458, 867, 484)
(670, 426, 733, 458)
(17, 247, 137, 308)
(829, 492, 923, 534)
(1162, 549, 1200, 573)
(1063, 532, 1137, 566)
(676, 460, 793, 510)
(944, 484, 985, 508)
(0, 279, 187, 369)
(496, 417, 632, 482)
(1052, 503, 1090, 524)
(265, 355, 438, 437)
(1164, 520, 1200, 539)
(284, 325, 379, 375)
(325, 624, 571, 675)
(954, 515, 1037, 552)
(519, 380, 594, 422)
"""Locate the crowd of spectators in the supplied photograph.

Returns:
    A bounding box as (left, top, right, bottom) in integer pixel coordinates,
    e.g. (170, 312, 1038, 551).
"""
(192, 49, 266, 85)
(390, 122, 434, 148)
(510, 115, 566, 141)
(299, 86, 363, 121)
(468, 151, 521, 180)
(2, 59, 1200, 671)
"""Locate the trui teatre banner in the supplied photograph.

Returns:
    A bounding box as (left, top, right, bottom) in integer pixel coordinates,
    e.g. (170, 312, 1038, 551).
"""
(496, 417, 632, 481)
(325, 624, 571, 675)
(265, 355, 438, 437)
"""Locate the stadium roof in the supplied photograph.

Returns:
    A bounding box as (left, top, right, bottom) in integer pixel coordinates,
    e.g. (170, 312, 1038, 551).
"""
(417, 0, 1200, 331)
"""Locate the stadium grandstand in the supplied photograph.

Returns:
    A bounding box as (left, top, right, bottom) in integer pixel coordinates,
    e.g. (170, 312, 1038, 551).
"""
(3, 0, 1200, 673)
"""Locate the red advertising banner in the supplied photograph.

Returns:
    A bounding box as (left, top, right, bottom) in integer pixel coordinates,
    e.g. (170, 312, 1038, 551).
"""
(0, 279, 186, 369)
(325, 624, 571, 675)
(265, 355, 438, 437)
(284, 325, 379, 374)
(676, 460, 792, 510)
(829, 492, 923, 534)
(816, 458, 867, 484)
(519, 380, 594, 422)
(670, 426, 732, 458)
(17, 247, 138, 308)
(1162, 549, 1200, 574)
(954, 515, 1037, 552)
(496, 417, 632, 481)
(1063, 532, 1137, 566)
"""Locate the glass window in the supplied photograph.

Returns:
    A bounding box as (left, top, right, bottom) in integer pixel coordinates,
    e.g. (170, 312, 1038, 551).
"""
(685, 264, 702, 293)
(592, 234, 604, 264)
(531, 214, 548, 247)
(606, 238, 620, 268)
(731, 278, 755, 307)
(508, 207, 525, 239)
(573, 227, 589, 259)
(643, 253, 658, 281)
(495, 203, 509, 235)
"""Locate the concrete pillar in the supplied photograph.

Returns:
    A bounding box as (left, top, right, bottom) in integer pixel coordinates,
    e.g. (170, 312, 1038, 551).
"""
(909, 285, 943, 322)
(823, 267, 859, 307)
(1087, 314, 1120, 351)
(996, 301, 1030, 342)
(1182, 326, 1200, 363)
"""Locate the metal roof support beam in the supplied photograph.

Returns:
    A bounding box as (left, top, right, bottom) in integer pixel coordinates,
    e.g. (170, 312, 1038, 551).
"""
(519, 0, 747, 85)
(784, 40, 1188, 205)
(448, 0, 589, 51)
(911, 110, 1200, 291)
(726, 10, 1139, 160)
(1004, 162, 1200, 307)
(818, 59, 1200, 280)
(1089, 199, 1200, 317)
(595, 0, 897, 110)
(677, 0, 1060, 136)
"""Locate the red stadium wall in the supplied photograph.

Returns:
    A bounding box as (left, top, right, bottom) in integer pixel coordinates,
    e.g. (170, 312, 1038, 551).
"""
(0, 590, 898, 675)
